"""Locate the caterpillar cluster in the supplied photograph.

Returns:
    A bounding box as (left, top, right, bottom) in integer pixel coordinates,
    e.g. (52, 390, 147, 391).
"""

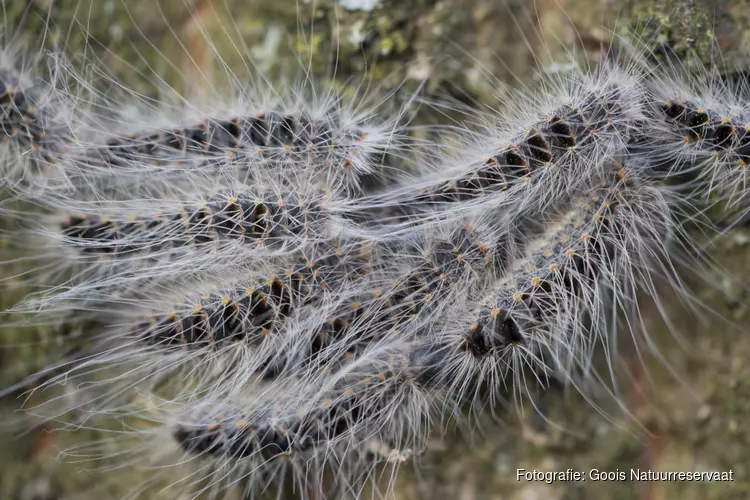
(1, 8, 748, 500)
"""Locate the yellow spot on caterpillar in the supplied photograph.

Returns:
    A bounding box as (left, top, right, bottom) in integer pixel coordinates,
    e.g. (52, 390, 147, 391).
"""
(192, 304, 202, 312)
(491, 308, 500, 318)
(531, 277, 541, 287)
(513, 292, 524, 302)
(549, 263, 559, 272)
(220, 296, 230, 306)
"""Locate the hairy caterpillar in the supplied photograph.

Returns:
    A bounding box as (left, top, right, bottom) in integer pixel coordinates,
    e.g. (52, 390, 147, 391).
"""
(639, 61, 750, 224)
(22, 82, 415, 199)
(0, 55, 73, 190)
(1, 1, 749, 500)
(423, 162, 681, 410)
(334, 62, 647, 232)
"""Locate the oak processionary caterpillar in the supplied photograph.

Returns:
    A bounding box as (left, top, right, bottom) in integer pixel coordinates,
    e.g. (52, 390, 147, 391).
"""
(1, 3, 748, 499)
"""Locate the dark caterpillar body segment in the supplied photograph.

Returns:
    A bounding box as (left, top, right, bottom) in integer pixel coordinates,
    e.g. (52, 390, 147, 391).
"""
(98, 113, 323, 164)
(84, 111, 379, 182)
(140, 286, 287, 348)
(0, 68, 70, 165)
(656, 99, 750, 166)
(388, 223, 500, 313)
(174, 349, 433, 462)
(174, 404, 342, 459)
(342, 80, 638, 231)
(138, 239, 374, 348)
(173, 398, 365, 460)
(307, 221, 506, 365)
(58, 189, 329, 256)
(408, 84, 632, 205)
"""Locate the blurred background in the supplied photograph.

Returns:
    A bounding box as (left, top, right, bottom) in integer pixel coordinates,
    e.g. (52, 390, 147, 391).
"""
(1, 0, 749, 498)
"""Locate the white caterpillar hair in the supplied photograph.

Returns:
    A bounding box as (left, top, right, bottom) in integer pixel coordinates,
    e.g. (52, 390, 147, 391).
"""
(1, 1, 749, 499)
